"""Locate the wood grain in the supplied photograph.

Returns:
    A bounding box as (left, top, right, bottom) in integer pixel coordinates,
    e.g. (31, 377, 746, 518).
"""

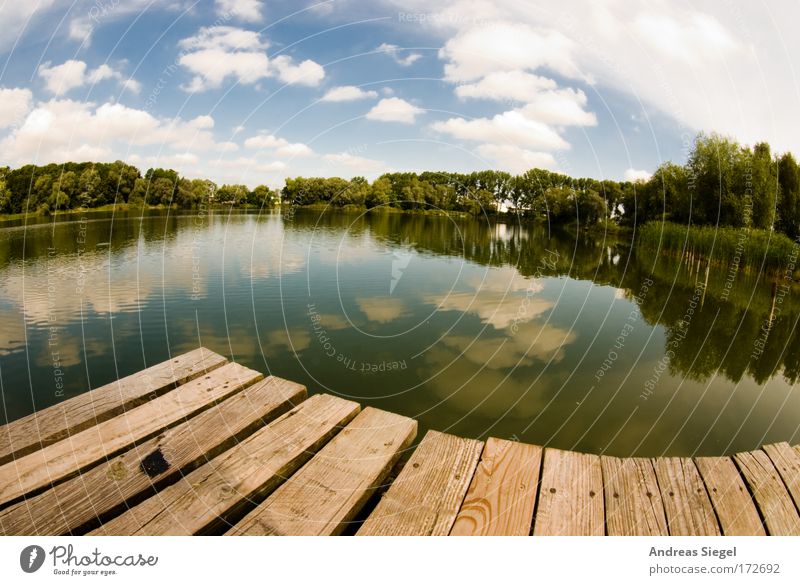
(602, 456, 667, 535)
(0, 347, 227, 465)
(652, 458, 719, 535)
(734, 450, 800, 535)
(357, 430, 483, 536)
(761, 442, 800, 513)
(533, 448, 603, 535)
(229, 407, 417, 536)
(91, 394, 360, 535)
(695, 457, 765, 535)
(450, 438, 541, 536)
(0, 376, 305, 535)
(0, 361, 261, 507)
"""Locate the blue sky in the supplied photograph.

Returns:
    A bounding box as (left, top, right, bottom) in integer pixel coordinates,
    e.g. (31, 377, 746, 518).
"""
(1, 0, 798, 187)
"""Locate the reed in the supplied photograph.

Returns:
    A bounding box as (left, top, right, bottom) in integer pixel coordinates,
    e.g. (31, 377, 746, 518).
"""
(636, 221, 800, 274)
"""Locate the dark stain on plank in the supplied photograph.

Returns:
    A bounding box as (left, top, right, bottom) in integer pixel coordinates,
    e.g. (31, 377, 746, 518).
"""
(140, 449, 170, 478)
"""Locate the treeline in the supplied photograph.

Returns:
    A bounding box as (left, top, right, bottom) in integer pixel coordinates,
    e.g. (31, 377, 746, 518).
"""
(0, 162, 280, 215)
(282, 171, 611, 222)
(281, 134, 800, 236)
(633, 134, 800, 237)
(3, 132, 800, 236)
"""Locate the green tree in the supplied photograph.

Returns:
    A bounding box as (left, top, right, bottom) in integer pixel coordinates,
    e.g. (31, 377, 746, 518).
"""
(151, 177, 177, 205)
(687, 133, 745, 226)
(249, 184, 277, 207)
(0, 170, 13, 213)
(778, 152, 800, 237)
(750, 142, 778, 229)
(79, 167, 102, 206)
(366, 177, 393, 208)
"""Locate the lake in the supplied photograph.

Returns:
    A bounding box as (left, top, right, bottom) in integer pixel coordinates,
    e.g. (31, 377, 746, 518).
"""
(1, 207, 798, 456)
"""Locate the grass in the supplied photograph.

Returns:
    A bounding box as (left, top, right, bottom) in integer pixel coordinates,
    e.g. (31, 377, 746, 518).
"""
(636, 221, 800, 275)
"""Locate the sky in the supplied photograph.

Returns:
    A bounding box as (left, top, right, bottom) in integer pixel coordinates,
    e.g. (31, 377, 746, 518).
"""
(0, 0, 798, 188)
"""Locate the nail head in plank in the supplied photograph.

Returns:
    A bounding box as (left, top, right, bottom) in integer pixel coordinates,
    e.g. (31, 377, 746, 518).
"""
(450, 437, 541, 536)
(91, 394, 360, 535)
(228, 406, 417, 536)
(0, 375, 306, 535)
(0, 347, 228, 466)
(533, 448, 603, 536)
(602, 456, 668, 536)
(695, 457, 766, 535)
(652, 457, 719, 536)
(0, 361, 262, 507)
(734, 450, 800, 535)
(761, 442, 800, 513)
(357, 430, 483, 536)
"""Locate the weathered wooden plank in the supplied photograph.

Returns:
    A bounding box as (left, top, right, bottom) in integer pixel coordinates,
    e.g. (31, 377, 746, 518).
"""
(533, 448, 603, 535)
(91, 394, 360, 535)
(0, 361, 261, 507)
(600, 456, 667, 535)
(652, 458, 720, 535)
(229, 407, 417, 536)
(734, 450, 800, 535)
(0, 376, 305, 535)
(762, 442, 800, 513)
(450, 438, 541, 536)
(357, 430, 483, 536)
(0, 347, 227, 465)
(695, 457, 765, 535)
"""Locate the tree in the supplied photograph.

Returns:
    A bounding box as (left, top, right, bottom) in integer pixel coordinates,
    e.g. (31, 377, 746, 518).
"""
(129, 178, 148, 206)
(750, 142, 778, 229)
(79, 167, 102, 207)
(687, 133, 745, 226)
(249, 184, 277, 207)
(151, 177, 177, 205)
(216, 184, 248, 205)
(366, 177, 392, 208)
(0, 170, 12, 213)
(778, 152, 800, 237)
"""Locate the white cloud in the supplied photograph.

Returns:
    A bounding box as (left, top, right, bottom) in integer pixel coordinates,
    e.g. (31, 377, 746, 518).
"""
(121, 79, 142, 94)
(0, 99, 229, 165)
(377, 43, 422, 66)
(179, 26, 266, 52)
(475, 144, 556, 174)
(0, 2, 57, 51)
(216, 141, 240, 152)
(455, 70, 557, 102)
(244, 134, 285, 149)
(518, 88, 597, 126)
(321, 85, 378, 102)
(216, 0, 263, 23)
(624, 168, 652, 183)
(271, 55, 325, 87)
(380, 0, 800, 159)
(0, 88, 33, 129)
(433, 110, 568, 150)
(38, 60, 88, 94)
(438, 21, 584, 82)
(37, 60, 138, 95)
(366, 97, 423, 123)
(68, 18, 93, 45)
(244, 133, 313, 157)
(180, 49, 269, 91)
(276, 142, 314, 157)
(178, 27, 324, 91)
(87, 64, 117, 84)
(323, 153, 389, 174)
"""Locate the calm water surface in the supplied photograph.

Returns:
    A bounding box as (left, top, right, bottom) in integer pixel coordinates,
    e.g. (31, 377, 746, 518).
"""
(1, 208, 798, 456)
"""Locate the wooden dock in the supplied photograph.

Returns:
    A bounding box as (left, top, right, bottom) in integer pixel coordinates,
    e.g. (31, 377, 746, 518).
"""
(1, 347, 799, 536)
